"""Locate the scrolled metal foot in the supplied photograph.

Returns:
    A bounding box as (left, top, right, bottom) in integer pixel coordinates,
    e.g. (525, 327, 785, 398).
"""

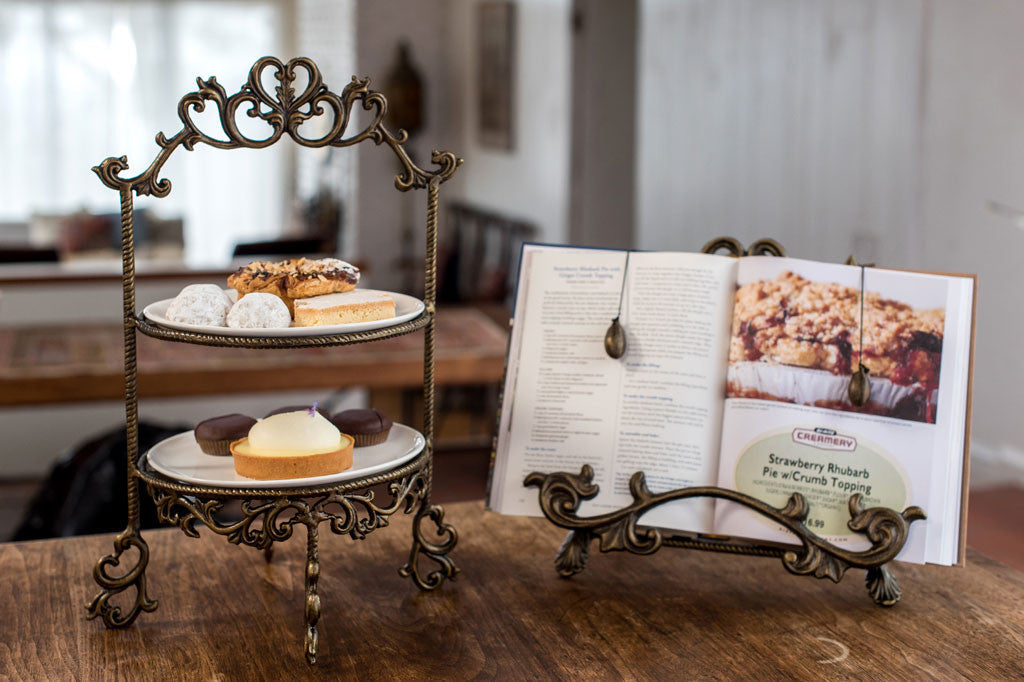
(865, 564, 902, 607)
(399, 503, 459, 590)
(86, 528, 158, 628)
(304, 524, 320, 665)
(555, 529, 593, 578)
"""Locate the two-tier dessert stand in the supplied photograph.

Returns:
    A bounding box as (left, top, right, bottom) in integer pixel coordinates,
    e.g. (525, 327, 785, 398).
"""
(86, 56, 460, 664)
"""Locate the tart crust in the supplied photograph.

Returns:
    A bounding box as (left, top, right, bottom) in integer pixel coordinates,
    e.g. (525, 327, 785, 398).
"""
(229, 435, 354, 480)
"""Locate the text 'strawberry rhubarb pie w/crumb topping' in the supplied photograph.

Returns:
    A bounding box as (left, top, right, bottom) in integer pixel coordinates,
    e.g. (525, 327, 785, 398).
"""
(726, 271, 945, 423)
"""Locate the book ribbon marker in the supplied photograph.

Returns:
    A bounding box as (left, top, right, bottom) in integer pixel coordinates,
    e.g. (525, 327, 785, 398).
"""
(604, 251, 630, 359)
(848, 264, 871, 407)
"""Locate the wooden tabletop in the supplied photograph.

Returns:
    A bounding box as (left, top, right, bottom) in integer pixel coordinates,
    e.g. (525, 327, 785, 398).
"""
(2, 501, 1022, 679)
(0, 307, 508, 405)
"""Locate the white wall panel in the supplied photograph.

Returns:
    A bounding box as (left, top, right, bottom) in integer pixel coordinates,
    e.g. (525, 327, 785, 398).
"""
(918, 0, 1024, 455)
(443, 0, 573, 247)
(635, 0, 1024, 469)
(637, 0, 923, 265)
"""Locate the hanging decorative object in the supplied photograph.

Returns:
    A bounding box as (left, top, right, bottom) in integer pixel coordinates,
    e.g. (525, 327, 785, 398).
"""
(604, 251, 630, 359)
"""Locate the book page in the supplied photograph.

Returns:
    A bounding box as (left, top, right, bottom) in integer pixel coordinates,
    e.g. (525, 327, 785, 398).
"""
(491, 246, 737, 534)
(713, 257, 974, 565)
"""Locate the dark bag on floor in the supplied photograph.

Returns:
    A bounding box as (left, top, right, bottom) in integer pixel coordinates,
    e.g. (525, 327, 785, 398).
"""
(11, 422, 188, 541)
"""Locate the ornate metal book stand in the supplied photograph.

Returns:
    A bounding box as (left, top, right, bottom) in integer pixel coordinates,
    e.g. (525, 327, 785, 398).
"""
(524, 238, 927, 607)
(86, 56, 459, 664)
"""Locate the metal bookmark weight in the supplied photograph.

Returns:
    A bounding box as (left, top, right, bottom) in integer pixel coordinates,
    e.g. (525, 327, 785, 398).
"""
(848, 260, 874, 407)
(604, 251, 630, 359)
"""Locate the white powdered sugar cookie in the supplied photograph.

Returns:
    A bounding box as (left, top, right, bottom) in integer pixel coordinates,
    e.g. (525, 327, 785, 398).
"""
(166, 284, 232, 326)
(227, 292, 292, 329)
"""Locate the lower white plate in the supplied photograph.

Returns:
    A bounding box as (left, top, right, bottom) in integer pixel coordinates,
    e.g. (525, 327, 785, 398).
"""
(145, 423, 425, 488)
(142, 289, 425, 337)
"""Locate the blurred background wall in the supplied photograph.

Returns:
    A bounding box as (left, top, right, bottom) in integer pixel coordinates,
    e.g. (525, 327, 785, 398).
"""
(634, 0, 1024, 484)
(2, 0, 1023, 486)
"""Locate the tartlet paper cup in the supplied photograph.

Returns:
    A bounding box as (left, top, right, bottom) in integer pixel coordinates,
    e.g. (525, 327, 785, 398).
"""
(351, 429, 390, 447)
(195, 437, 234, 456)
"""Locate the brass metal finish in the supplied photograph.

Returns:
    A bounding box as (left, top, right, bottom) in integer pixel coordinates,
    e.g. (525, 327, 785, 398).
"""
(848, 366, 872, 407)
(134, 310, 432, 348)
(524, 236, 929, 607)
(92, 56, 460, 196)
(141, 453, 429, 547)
(398, 179, 461, 589)
(603, 319, 626, 359)
(86, 56, 460, 664)
(701, 236, 787, 258)
(603, 251, 630, 359)
(84, 526, 158, 627)
(747, 238, 787, 256)
(525, 465, 926, 606)
(848, 262, 875, 407)
(305, 524, 321, 664)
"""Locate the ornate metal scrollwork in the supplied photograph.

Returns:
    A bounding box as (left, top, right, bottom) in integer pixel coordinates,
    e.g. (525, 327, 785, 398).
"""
(85, 529, 158, 628)
(88, 55, 461, 665)
(142, 467, 429, 665)
(145, 468, 427, 550)
(701, 236, 786, 257)
(525, 465, 925, 606)
(304, 524, 321, 665)
(93, 56, 461, 198)
(399, 504, 460, 590)
(148, 492, 301, 549)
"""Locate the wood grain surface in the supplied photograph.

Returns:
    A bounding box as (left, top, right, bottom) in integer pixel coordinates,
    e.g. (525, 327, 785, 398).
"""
(2, 500, 1023, 680)
(0, 307, 507, 406)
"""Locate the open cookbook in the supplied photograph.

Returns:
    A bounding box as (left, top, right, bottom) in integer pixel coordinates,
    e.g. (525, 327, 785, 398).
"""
(488, 244, 976, 566)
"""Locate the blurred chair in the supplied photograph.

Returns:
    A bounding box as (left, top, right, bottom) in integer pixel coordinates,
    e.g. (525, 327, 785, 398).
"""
(16, 210, 184, 262)
(0, 220, 59, 263)
(430, 202, 534, 453)
(232, 237, 331, 258)
(0, 245, 59, 263)
(438, 201, 536, 307)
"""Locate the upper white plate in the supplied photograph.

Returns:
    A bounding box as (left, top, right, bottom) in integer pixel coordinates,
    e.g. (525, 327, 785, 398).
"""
(142, 288, 425, 337)
(146, 423, 425, 488)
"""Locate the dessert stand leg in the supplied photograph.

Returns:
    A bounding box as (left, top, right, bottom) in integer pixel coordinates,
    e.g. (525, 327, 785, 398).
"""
(398, 179, 459, 590)
(86, 478, 158, 627)
(85, 57, 467, 664)
(304, 522, 321, 665)
(264, 545, 274, 563)
(87, 185, 159, 628)
(400, 491, 460, 589)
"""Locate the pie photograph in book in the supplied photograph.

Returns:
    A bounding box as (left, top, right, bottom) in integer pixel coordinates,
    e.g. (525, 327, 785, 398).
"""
(726, 269, 946, 424)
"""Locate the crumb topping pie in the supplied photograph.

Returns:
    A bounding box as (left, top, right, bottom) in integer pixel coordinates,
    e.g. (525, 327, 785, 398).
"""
(727, 272, 945, 422)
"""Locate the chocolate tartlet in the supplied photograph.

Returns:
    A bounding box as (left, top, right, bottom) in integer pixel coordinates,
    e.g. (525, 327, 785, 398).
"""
(331, 408, 393, 447)
(265, 405, 330, 419)
(194, 414, 257, 456)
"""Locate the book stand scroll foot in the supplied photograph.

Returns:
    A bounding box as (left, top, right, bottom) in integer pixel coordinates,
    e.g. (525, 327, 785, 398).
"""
(85, 56, 461, 664)
(525, 465, 926, 607)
